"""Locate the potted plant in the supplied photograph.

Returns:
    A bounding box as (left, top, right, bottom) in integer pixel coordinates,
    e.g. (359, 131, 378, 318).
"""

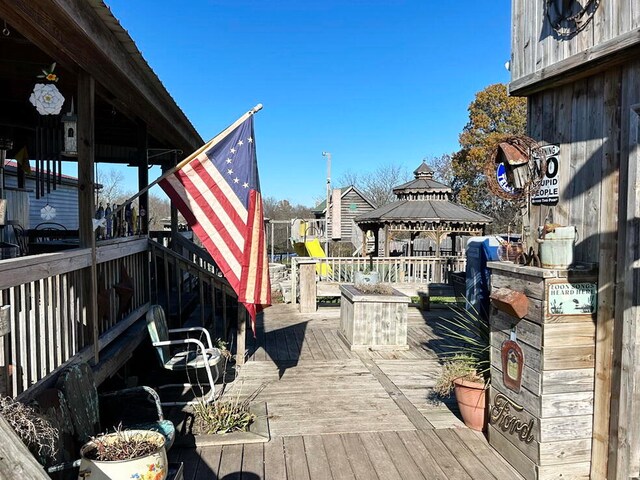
(354, 256, 380, 285)
(434, 304, 490, 432)
(77, 427, 167, 480)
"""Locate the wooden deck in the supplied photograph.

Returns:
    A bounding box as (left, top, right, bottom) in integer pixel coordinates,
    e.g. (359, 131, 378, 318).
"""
(169, 303, 523, 479)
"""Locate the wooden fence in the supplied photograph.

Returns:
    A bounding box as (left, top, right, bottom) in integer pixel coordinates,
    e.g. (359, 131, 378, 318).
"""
(291, 255, 467, 302)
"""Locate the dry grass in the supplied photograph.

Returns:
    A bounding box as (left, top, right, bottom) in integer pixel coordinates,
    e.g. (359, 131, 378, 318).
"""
(0, 395, 58, 462)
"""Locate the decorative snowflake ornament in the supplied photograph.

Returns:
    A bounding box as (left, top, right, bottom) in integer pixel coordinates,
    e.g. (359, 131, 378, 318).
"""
(40, 204, 57, 220)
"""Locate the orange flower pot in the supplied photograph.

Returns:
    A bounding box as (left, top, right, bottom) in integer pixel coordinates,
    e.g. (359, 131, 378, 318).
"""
(453, 377, 487, 431)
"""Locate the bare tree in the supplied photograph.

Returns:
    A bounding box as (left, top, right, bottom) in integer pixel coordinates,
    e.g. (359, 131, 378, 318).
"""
(338, 163, 411, 207)
(96, 168, 126, 207)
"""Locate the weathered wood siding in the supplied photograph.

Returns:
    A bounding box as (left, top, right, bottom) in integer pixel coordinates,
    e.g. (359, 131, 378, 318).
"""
(511, 0, 640, 86)
(524, 59, 640, 479)
(326, 187, 375, 243)
(488, 263, 597, 480)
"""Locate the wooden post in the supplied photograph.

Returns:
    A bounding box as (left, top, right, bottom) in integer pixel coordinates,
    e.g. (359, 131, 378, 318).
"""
(236, 306, 247, 365)
(77, 71, 98, 363)
(137, 122, 149, 236)
(383, 225, 390, 257)
(298, 259, 317, 313)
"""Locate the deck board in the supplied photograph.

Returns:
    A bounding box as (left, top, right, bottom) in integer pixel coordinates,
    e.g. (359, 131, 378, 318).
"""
(171, 303, 523, 479)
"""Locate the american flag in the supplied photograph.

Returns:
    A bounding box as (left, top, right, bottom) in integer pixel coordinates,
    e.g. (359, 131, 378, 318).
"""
(159, 116, 270, 330)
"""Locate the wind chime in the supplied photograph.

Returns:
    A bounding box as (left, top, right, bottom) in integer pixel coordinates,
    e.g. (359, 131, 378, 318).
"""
(28, 63, 69, 218)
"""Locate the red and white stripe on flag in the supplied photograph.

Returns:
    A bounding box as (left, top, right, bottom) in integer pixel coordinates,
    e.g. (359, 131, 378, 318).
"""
(159, 131, 270, 333)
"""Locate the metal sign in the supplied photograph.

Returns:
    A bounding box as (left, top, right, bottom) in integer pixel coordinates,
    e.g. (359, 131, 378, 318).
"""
(490, 393, 536, 444)
(0, 199, 5, 226)
(548, 282, 597, 315)
(495, 162, 515, 194)
(531, 144, 560, 205)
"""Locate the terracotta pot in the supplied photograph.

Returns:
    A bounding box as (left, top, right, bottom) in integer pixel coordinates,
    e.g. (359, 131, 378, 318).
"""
(453, 378, 487, 431)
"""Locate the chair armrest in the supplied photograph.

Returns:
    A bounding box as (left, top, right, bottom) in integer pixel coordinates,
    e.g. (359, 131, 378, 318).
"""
(168, 327, 213, 349)
(100, 386, 164, 421)
(153, 338, 207, 353)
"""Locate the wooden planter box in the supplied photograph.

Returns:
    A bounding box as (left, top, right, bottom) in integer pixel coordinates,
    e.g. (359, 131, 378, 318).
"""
(338, 285, 410, 350)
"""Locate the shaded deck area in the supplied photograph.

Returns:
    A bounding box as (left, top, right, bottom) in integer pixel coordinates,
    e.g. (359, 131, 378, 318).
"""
(169, 303, 522, 479)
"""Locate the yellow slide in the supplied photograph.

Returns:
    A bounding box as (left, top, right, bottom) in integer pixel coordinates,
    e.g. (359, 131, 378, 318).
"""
(294, 238, 332, 276)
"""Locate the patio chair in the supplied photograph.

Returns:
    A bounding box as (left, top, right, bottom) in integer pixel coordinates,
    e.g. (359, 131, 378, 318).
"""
(146, 304, 223, 406)
(5, 220, 29, 256)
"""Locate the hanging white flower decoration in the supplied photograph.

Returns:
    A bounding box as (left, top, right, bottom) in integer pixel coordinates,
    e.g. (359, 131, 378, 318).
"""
(40, 204, 57, 220)
(29, 83, 65, 115)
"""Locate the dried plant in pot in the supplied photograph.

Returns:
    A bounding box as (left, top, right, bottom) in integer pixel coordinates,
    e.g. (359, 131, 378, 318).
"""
(0, 394, 58, 466)
(434, 304, 490, 432)
(78, 427, 167, 480)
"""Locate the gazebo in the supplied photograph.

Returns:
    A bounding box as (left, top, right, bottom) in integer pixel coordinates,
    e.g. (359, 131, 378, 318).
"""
(355, 161, 492, 257)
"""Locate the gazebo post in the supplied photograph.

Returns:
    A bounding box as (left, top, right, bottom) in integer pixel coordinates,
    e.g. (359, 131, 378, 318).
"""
(409, 231, 416, 257)
(383, 225, 390, 257)
(434, 228, 442, 283)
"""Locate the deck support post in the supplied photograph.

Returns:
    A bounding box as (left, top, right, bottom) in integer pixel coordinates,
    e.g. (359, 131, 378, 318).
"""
(298, 259, 317, 314)
(77, 70, 98, 363)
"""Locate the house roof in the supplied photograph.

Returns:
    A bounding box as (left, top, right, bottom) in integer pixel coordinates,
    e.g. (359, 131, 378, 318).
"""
(313, 185, 375, 213)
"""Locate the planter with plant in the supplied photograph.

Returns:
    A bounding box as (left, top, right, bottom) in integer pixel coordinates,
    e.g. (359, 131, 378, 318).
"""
(78, 427, 167, 480)
(434, 304, 490, 431)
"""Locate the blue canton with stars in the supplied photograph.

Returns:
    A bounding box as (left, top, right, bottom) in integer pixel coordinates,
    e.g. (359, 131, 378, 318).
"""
(204, 117, 259, 207)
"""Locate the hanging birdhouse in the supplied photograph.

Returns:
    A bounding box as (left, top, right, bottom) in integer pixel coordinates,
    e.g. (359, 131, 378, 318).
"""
(61, 99, 77, 157)
(497, 141, 530, 190)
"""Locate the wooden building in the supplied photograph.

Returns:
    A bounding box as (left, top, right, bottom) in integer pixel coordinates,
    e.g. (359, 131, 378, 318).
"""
(0, 0, 245, 414)
(313, 185, 376, 253)
(507, 1, 640, 478)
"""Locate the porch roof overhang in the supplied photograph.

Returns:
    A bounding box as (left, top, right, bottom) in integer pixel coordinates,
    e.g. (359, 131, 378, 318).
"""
(0, 0, 203, 164)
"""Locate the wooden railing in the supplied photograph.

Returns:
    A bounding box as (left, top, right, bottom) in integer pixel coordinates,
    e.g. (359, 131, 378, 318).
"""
(148, 238, 239, 337)
(0, 237, 149, 397)
(291, 255, 467, 302)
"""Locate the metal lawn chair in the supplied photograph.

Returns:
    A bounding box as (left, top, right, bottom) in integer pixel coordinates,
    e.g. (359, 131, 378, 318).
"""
(145, 304, 222, 406)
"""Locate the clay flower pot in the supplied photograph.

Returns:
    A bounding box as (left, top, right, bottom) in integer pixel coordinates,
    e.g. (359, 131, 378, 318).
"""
(453, 377, 487, 432)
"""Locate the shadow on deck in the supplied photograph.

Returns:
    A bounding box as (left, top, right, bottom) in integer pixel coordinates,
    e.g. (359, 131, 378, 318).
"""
(168, 303, 521, 480)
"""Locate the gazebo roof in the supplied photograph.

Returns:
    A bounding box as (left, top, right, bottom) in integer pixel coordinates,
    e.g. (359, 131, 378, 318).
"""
(355, 161, 492, 228)
(355, 199, 493, 224)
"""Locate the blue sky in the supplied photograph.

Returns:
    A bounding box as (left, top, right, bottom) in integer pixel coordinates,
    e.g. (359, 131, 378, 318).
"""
(103, 0, 511, 206)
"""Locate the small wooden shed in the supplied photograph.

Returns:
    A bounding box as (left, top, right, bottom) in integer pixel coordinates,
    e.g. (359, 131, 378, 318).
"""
(506, 1, 640, 478)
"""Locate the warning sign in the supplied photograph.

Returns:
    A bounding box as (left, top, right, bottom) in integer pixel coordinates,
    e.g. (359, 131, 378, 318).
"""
(531, 144, 560, 205)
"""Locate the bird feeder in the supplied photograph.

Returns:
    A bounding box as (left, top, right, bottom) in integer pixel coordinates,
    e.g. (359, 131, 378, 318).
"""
(61, 99, 77, 157)
(497, 141, 529, 190)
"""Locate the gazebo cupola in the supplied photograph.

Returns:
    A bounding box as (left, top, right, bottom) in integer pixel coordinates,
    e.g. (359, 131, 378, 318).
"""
(392, 161, 453, 202)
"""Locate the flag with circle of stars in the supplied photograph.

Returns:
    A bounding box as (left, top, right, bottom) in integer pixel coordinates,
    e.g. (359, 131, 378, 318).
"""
(159, 115, 271, 329)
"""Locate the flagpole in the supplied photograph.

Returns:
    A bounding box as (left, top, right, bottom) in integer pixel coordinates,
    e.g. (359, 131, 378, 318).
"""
(110, 103, 263, 217)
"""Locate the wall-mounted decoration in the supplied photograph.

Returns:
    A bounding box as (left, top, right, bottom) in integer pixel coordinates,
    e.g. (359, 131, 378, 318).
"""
(484, 135, 547, 202)
(546, 0, 600, 38)
(531, 144, 560, 205)
(40, 203, 57, 221)
(548, 281, 597, 315)
(489, 392, 536, 444)
(501, 338, 524, 393)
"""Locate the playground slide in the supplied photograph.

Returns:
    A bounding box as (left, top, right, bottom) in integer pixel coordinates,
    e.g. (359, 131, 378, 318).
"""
(296, 238, 332, 276)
